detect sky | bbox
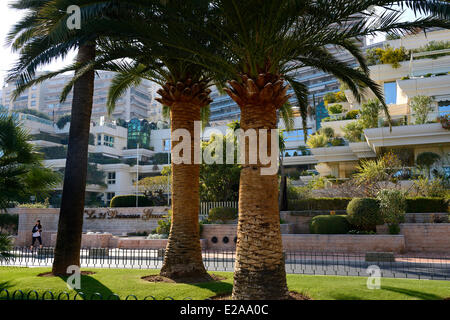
[0,3,419,87]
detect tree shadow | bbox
[57,274,116,300]
[190,277,234,296]
[381,286,443,300]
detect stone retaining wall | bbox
[10,207,169,246]
[400,223,450,253]
[281,234,405,253]
[201,224,294,250]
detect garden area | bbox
[1,267,449,300]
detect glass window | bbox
[163,139,171,151]
[107,172,116,185]
[384,82,397,105]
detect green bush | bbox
[209,207,238,223]
[405,197,448,213]
[309,215,351,234]
[110,195,153,207]
[287,198,352,211]
[377,189,406,225]
[346,198,383,231]
[0,214,19,234]
[345,110,360,120]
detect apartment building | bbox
[1,71,157,122]
[284,29,450,181]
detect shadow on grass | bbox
[190,277,233,297]
[57,274,115,300]
[381,286,443,300]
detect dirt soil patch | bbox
[141,274,226,284]
[209,291,312,300]
[38,271,96,277]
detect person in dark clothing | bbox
[30,220,43,250]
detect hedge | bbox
[288,197,449,213]
[288,198,352,211]
[209,207,238,223]
[309,215,351,234]
[405,197,449,213]
[346,198,383,232]
[110,195,153,208]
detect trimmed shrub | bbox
[346,198,383,231]
[405,197,448,213]
[287,198,352,211]
[209,207,238,223]
[110,195,153,208]
[309,215,351,234]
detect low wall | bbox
[282,234,406,253]
[201,224,294,250]
[10,207,170,246]
[405,213,448,223]
[401,223,450,253]
[48,233,207,249]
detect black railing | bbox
[0,289,194,300]
[1,247,449,280]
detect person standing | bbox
[30,220,43,250]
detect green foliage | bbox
[56,115,71,129]
[152,153,169,165]
[39,146,67,160]
[309,215,351,234]
[200,134,241,202]
[287,198,352,211]
[354,152,402,197]
[110,195,153,208]
[17,109,51,121]
[0,233,13,262]
[327,104,343,114]
[306,132,328,148]
[208,207,238,223]
[88,153,121,165]
[18,198,50,208]
[346,198,383,231]
[0,113,61,210]
[412,41,450,59]
[343,121,364,142]
[330,137,345,146]
[388,224,401,235]
[377,189,406,226]
[0,213,19,235]
[345,110,360,120]
[366,46,408,68]
[405,197,448,213]
[359,99,382,129]
[154,217,171,235]
[409,95,434,125]
[412,176,447,197]
[323,92,347,106]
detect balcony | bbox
[364,123,450,150]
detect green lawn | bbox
[0,267,449,300]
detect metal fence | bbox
[1,247,449,281]
[0,289,194,301]
[199,201,238,218]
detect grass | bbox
[0,267,449,300]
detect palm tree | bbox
[6,0,153,275]
[95,1,225,280]
[0,112,60,211]
[179,0,450,299]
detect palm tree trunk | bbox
[159,101,208,280]
[52,44,95,275]
[225,75,289,299]
[232,103,288,299]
